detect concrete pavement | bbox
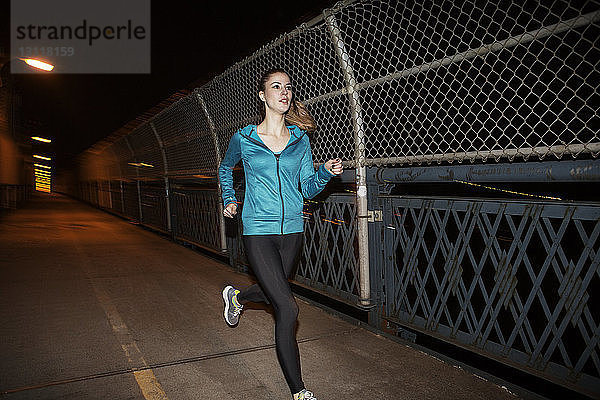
[0,193,520,399]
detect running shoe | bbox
[222,285,243,326]
[294,389,317,400]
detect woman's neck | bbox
[258,112,287,137]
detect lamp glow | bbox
[33,155,52,161]
[128,162,154,168]
[20,58,54,71]
[34,163,51,169]
[31,136,52,143]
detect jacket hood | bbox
[240,124,306,143]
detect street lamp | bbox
[20,58,54,72]
[0,56,55,194]
[0,57,55,87]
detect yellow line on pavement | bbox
[134,370,169,400]
[68,229,169,399]
[93,286,169,400]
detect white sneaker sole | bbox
[222,285,235,326]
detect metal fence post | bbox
[109,147,122,214]
[149,121,172,232]
[367,178,384,326]
[325,10,371,307]
[196,90,227,253]
[124,136,143,223]
[136,180,143,222]
[120,180,125,214]
[107,179,113,209]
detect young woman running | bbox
[218,68,342,400]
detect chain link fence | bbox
[67,0,599,180]
[61,0,600,396]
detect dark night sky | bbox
[0,1,337,170]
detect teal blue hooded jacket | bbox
[218,124,333,235]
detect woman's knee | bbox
[277,298,299,325]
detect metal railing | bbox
[0,184,31,210]
[380,196,600,396]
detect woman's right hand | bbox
[223,202,238,218]
[324,158,343,175]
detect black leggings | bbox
[237,233,305,394]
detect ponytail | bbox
[285,100,317,133]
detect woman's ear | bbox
[258,91,265,102]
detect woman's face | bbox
[259,72,293,115]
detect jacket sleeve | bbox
[218,132,242,207]
[299,137,334,199]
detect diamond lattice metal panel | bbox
[382,196,600,396]
[297,194,360,303]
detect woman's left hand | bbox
[324,158,343,175]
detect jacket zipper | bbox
[274,153,284,234]
[241,127,304,150]
[242,127,304,235]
